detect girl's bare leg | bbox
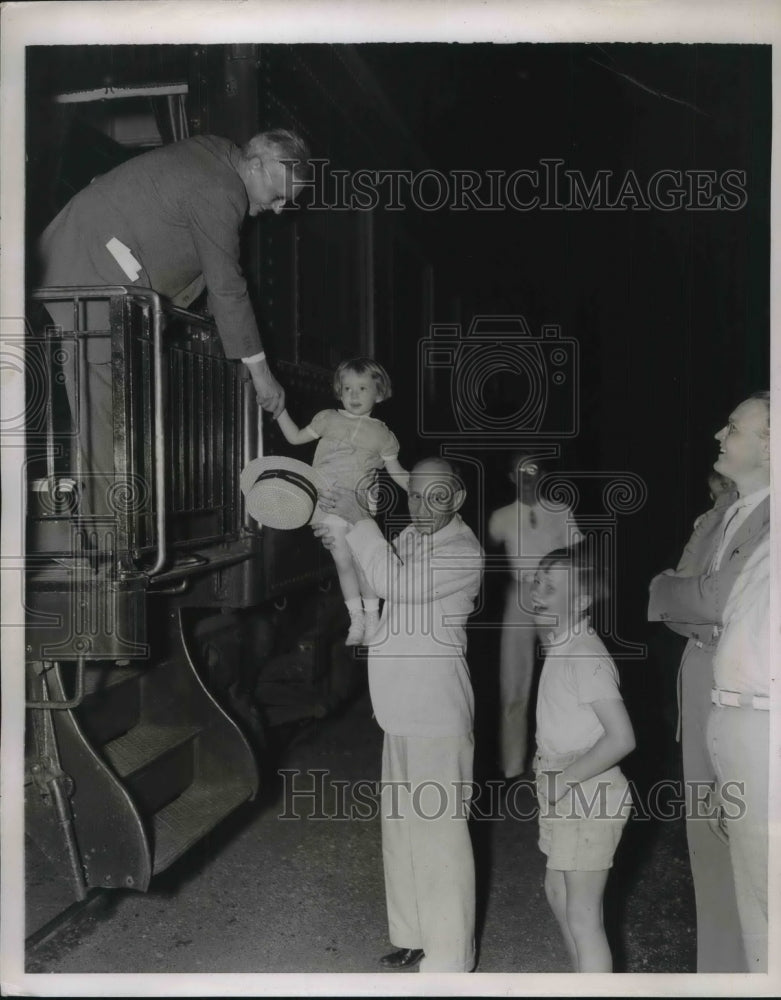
[329,533,360,603]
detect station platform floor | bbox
[23,686,697,980]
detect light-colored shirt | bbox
[488,498,578,581]
[713,531,770,697]
[710,485,770,571]
[535,627,624,757]
[346,514,484,738]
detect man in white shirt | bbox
[314,457,484,973]
[708,519,770,971]
[488,453,578,778]
[648,391,770,972]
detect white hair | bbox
[241,129,309,165]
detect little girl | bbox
[530,542,636,972]
[276,357,408,645]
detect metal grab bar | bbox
[143,544,254,585]
[30,286,252,579]
[32,287,169,576]
[148,293,167,577]
[26,658,85,710]
[147,579,189,595]
[32,285,134,305]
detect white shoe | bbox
[363,610,380,643]
[346,610,365,646]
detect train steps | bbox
[25,608,259,899]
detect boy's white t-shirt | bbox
[535,626,624,757]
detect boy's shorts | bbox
[535,759,631,871]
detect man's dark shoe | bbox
[379,947,424,969]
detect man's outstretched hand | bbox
[247,358,286,418]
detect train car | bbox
[23,42,438,934]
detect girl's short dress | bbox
[304,409,400,528]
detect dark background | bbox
[26,40,771,781]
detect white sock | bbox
[363,599,380,613]
[345,598,363,615]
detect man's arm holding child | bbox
[313,484,482,604]
[347,521,482,605]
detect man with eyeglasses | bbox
[36,128,309,512]
[314,458,485,973]
[648,391,770,972]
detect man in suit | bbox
[314,458,484,972]
[36,129,309,513]
[648,391,770,972]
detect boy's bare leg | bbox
[563,868,611,972]
[544,868,578,970]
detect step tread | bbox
[152,778,252,874]
[103,722,202,777]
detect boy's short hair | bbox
[333,357,393,401]
[539,540,609,615]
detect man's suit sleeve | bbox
[648,492,740,631]
[648,568,723,626]
[186,186,262,359]
[649,498,770,631]
[675,492,736,577]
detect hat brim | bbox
[240,455,330,530]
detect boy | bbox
[531,542,635,972]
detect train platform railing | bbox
[25,286,261,661]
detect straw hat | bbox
[240,456,329,530]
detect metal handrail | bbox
[143,543,254,585]
[31,287,169,578]
[30,286,258,583]
[26,658,85,710]
[148,292,167,576]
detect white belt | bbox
[711,687,770,711]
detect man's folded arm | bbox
[648,569,721,627]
